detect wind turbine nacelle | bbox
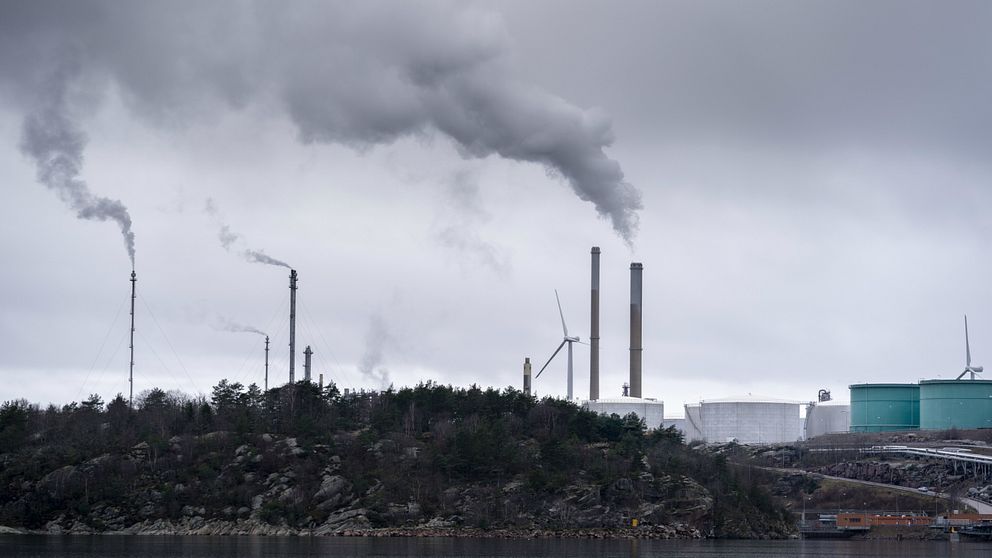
[566,336,580,343]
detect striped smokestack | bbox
[590,247,601,400]
[629,262,643,399]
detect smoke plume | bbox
[1,2,641,243]
[18,62,136,266]
[211,315,266,337]
[204,199,291,269]
[359,314,391,389]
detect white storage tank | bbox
[804,401,851,439]
[682,404,704,442]
[699,395,802,444]
[584,397,665,429]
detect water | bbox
[2,536,992,558]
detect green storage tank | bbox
[919,379,992,430]
[849,383,919,432]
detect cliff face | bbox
[0,384,795,538]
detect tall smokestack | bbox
[128,270,136,409]
[629,262,643,399]
[264,335,270,391]
[289,269,297,384]
[590,247,601,401]
[304,345,313,382]
[523,357,532,397]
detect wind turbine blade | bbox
[536,339,568,379]
[966,315,972,367]
[555,289,568,337]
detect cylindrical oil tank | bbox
[699,396,802,444]
[849,383,919,432]
[919,379,992,430]
[804,401,851,439]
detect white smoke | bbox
[358,313,391,389]
[1,1,641,243]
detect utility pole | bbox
[128,270,136,409]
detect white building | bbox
[698,395,802,444]
[804,401,851,439]
[584,397,665,429]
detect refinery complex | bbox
[527,246,992,446]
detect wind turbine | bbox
[536,290,583,400]
[957,315,984,380]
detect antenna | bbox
[289,269,297,384]
[264,335,270,391]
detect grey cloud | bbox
[434,169,509,276]
[1,1,641,243]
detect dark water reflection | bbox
[3,535,992,558]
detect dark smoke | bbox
[358,314,391,389]
[18,62,136,266]
[204,199,291,269]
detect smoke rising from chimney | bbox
[359,313,391,389]
[204,199,291,269]
[3,3,641,243]
[211,315,266,337]
[19,62,136,266]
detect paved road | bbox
[763,466,992,514]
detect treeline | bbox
[0,381,793,536]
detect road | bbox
[762,466,992,514]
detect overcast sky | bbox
[2,1,992,415]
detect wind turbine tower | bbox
[536,290,583,400]
[957,315,984,380]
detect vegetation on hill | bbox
[0,381,793,537]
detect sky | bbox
[2,1,992,416]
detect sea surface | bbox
[3,535,992,557]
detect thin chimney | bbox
[264,335,270,391]
[629,262,643,399]
[523,357,532,397]
[128,270,136,409]
[590,247,601,401]
[304,345,313,382]
[289,269,297,383]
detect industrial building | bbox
[585,397,665,429]
[804,400,851,439]
[919,379,992,430]
[697,395,803,444]
[849,383,920,432]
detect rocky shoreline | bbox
[0,520,704,540]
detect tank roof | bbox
[849,383,919,389]
[919,379,992,385]
[700,394,801,405]
[586,396,664,405]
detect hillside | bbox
[0,382,794,538]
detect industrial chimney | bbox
[590,247,601,401]
[629,262,643,399]
[523,357,532,396]
[289,269,298,383]
[128,270,137,409]
[304,345,313,382]
[264,335,270,391]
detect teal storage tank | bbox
[919,379,992,430]
[849,383,919,432]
